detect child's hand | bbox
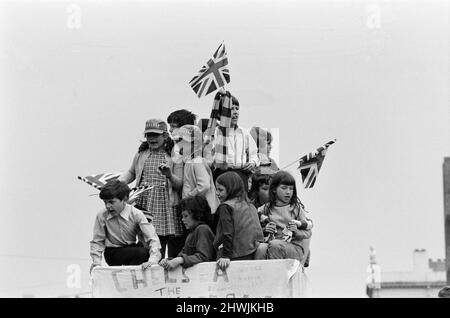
[217,258,230,271]
[89,263,99,275]
[141,260,157,271]
[289,220,302,228]
[287,222,299,232]
[158,163,172,178]
[241,162,255,172]
[264,222,277,234]
[159,258,169,269]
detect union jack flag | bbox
[77,172,121,190]
[78,172,153,205]
[189,42,230,98]
[128,185,153,205]
[297,139,336,188]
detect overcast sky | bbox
[0,0,448,297]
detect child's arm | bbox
[187,162,211,197]
[290,218,313,230]
[287,207,313,241]
[119,152,141,184]
[246,130,260,169]
[179,226,215,268]
[159,160,183,190]
[90,213,106,272]
[216,204,234,260]
[160,257,184,270]
[137,213,162,268]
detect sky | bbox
[0,0,448,297]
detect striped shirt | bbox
[213,126,259,169]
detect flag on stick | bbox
[128,185,153,205]
[78,172,153,205]
[297,139,336,188]
[77,172,121,190]
[189,42,230,98]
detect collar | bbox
[106,204,132,221]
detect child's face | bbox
[230,104,240,127]
[146,132,165,150]
[258,183,270,204]
[181,210,199,230]
[215,183,228,203]
[176,139,192,160]
[103,198,126,215]
[169,123,179,135]
[275,184,294,205]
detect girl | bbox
[254,171,313,266]
[159,195,215,270]
[248,173,271,209]
[119,118,184,259]
[213,171,264,270]
[173,125,220,214]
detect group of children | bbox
[89,92,313,274]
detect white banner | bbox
[91,259,308,298]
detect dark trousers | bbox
[213,168,251,193]
[104,243,149,266]
[159,235,186,259]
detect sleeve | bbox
[119,152,138,184]
[293,207,313,240]
[297,207,313,230]
[137,211,162,263]
[180,226,215,268]
[294,228,312,240]
[216,204,234,259]
[246,130,260,167]
[202,141,215,167]
[187,161,211,197]
[90,213,106,265]
[169,159,184,190]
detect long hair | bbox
[138,132,174,156]
[248,173,271,208]
[215,171,248,203]
[265,170,304,217]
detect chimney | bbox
[413,249,429,273]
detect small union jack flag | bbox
[297,139,336,188]
[189,42,230,98]
[77,172,121,190]
[128,185,153,205]
[78,172,153,205]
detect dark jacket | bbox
[178,223,215,268]
[213,199,264,259]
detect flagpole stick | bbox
[280,159,300,171]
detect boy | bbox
[89,180,161,273]
[209,92,259,192]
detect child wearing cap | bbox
[173,125,220,215]
[119,119,185,259]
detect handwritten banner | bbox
[91,259,308,298]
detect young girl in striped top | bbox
[254,171,313,266]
